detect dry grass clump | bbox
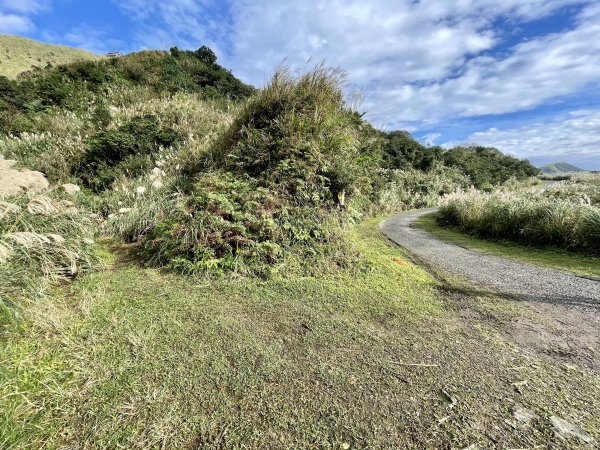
[438,179,600,251]
[0,193,96,323]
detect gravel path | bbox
[381,209,600,310]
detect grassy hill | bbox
[539,161,585,174]
[0,34,100,79]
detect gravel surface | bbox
[381,209,600,310]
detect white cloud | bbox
[0,0,47,14]
[459,109,600,168]
[116,0,597,126]
[0,13,33,33]
[0,0,48,33]
[373,4,600,124]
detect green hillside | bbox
[0,34,100,79]
[539,161,585,174]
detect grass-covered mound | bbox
[0,46,254,135]
[135,68,374,276]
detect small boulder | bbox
[60,183,81,195]
[550,416,595,444]
[0,160,49,198]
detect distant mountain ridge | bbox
[539,162,586,174]
[0,34,100,79]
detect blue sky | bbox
[1,0,599,169]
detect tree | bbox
[195,45,217,65]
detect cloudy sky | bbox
[1,0,599,169]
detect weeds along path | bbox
[381,209,600,309]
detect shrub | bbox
[78,115,183,191]
[376,164,471,212]
[136,67,370,276]
[0,194,96,324]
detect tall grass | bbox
[0,193,96,324]
[438,178,600,252]
[376,164,471,212]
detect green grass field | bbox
[2,220,599,449]
[417,213,600,278]
[0,34,100,79]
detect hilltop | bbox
[539,161,585,174]
[0,34,100,79]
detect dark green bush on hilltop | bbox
[443,145,539,188]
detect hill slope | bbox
[539,161,585,174]
[0,34,100,79]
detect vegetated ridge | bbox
[539,161,585,174]
[0,34,100,79]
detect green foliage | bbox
[382,130,443,171]
[79,115,183,191]
[442,145,539,188]
[195,45,217,65]
[0,46,255,135]
[0,194,96,324]
[376,164,471,211]
[138,67,368,276]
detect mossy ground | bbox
[1,220,599,449]
[417,212,600,278]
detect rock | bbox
[60,183,81,195]
[0,159,49,198]
[513,406,537,424]
[550,416,595,444]
[505,406,538,429]
[118,208,132,214]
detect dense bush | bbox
[376,164,471,211]
[442,146,539,189]
[382,130,443,171]
[0,46,255,135]
[380,132,539,189]
[78,115,183,191]
[133,67,369,276]
[437,183,600,252]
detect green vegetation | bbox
[2,221,599,448]
[539,161,585,175]
[418,213,600,277]
[0,194,96,324]
[0,34,100,79]
[381,131,539,189]
[2,37,597,448]
[437,174,600,253]
[0,46,254,135]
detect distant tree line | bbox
[380,130,539,189]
